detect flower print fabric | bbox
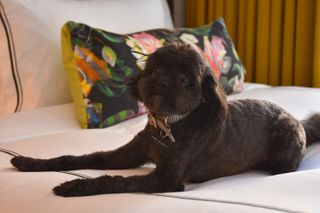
[62,18,245,129]
[126,32,165,69]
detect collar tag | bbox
[148,112,176,143]
[148,112,157,128]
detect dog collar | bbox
[165,113,191,124]
[147,111,191,144]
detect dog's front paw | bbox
[11,156,40,171]
[53,179,94,197]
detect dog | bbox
[11,44,320,197]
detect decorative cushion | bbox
[0,0,172,116]
[61,18,245,128]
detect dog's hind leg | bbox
[262,114,306,174]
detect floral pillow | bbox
[61,18,245,128]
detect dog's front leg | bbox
[11,131,150,172]
[53,152,188,197]
[53,166,185,197]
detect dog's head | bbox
[129,44,227,118]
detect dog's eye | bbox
[178,75,190,86]
[153,68,162,74]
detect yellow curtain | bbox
[185,0,320,88]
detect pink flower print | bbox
[126,32,164,69]
[209,36,231,74]
[132,32,163,54]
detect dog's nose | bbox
[157,80,168,89]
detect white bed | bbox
[1,84,320,213]
[1,0,320,212]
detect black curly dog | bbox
[11,44,320,197]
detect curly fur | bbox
[11,44,320,197]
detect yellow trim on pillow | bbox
[61,22,88,128]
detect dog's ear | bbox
[128,72,142,101]
[202,67,228,119]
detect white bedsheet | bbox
[1,83,320,213]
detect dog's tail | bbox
[301,113,320,146]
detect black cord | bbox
[58,171,92,179]
[0,147,21,157]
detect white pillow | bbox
[0,0,173,115]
